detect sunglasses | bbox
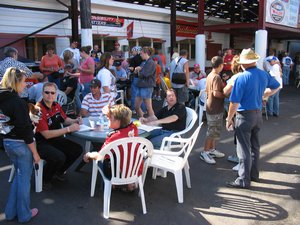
[44,91,56,95]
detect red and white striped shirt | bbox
[81,92,113,116]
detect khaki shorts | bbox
[206,112,223,139]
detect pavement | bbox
[0,85,299,225]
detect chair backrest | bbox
[56,90,67,105]
[181,125,201,168]
[185,107,198,132]
[98,137,153,184]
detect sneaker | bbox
[200,151,216,164]
[209,149,225,158]
[232,163,240,171]
[227,155,239,163]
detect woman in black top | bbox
[0,67,40,222]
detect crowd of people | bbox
[0,40,292,222]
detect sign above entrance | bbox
[176,20,198,37]
[91,16,124,27]
[266,0,300,28]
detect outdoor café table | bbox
[70,117,151,171]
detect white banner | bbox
[266,0,300,28]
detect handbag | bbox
[172,58,186,84]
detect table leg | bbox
[75,140,92,172]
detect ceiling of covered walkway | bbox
[113,0,300,40]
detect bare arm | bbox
[263,87,280,99]
[184,62,190,86]
[223,85,233,98]
[80,108,89,117]
[146,115,178,126]
[27,142,40,164]
[103,86,110,93]
[225,102,239,130]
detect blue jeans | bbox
[131,77,146,111]
[282,66,290,85]
[148,129,174,149]
[267,90,280,116]
[4,139,33,223]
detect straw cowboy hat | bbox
[237,48,260,64]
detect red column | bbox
[258,0,266,29]
[197,0,204,34]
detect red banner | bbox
[176,20,198,37]
[91,16,124,27]
[127,22,134,39]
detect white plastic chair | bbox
[115,89,124,105]
[163,107,198,151]
[56,90,67,105]
[8,159,45,193]
[198,89,207,126]
[90,137,153,219]
[148,125,201,203]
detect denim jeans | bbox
[131,77,146,111]
[148,129,174,149]
[282,66,290,85]
[4,139,33,223]
[267,90,280,116]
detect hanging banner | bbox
[266,0,300,28]
[176,20,198,37]
[91,16,124,27]
[127,21,134,39]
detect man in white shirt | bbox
[60,40,80,65]
[267,56,283,117]
[282,52,293,86]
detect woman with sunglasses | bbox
[0,67,41,222]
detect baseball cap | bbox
[267,56,277,62]
[115,61,122,67]
[90,79,101,87]
[194,63,200,68]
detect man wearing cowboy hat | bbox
[226,48,280,189]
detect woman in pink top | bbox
[68,46,95,98]
[39,44,64,87]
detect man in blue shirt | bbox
[226,48,280,189]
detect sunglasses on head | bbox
[44,91,56,95]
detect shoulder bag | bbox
[172,57,187,84]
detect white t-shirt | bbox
[197,78,207,104]
[60,47,80,65]
[96,68,117,97]
[270,64,283,88]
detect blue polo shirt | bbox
[230,67,280,111]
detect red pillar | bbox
[258,0,266,29]
[197,0,204,34]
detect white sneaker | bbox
[209,149,225,158]
[200,151,216,164]
[232,164,240,171]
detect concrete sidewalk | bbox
[0,86,299,225]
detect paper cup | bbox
[89,117,98,128]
